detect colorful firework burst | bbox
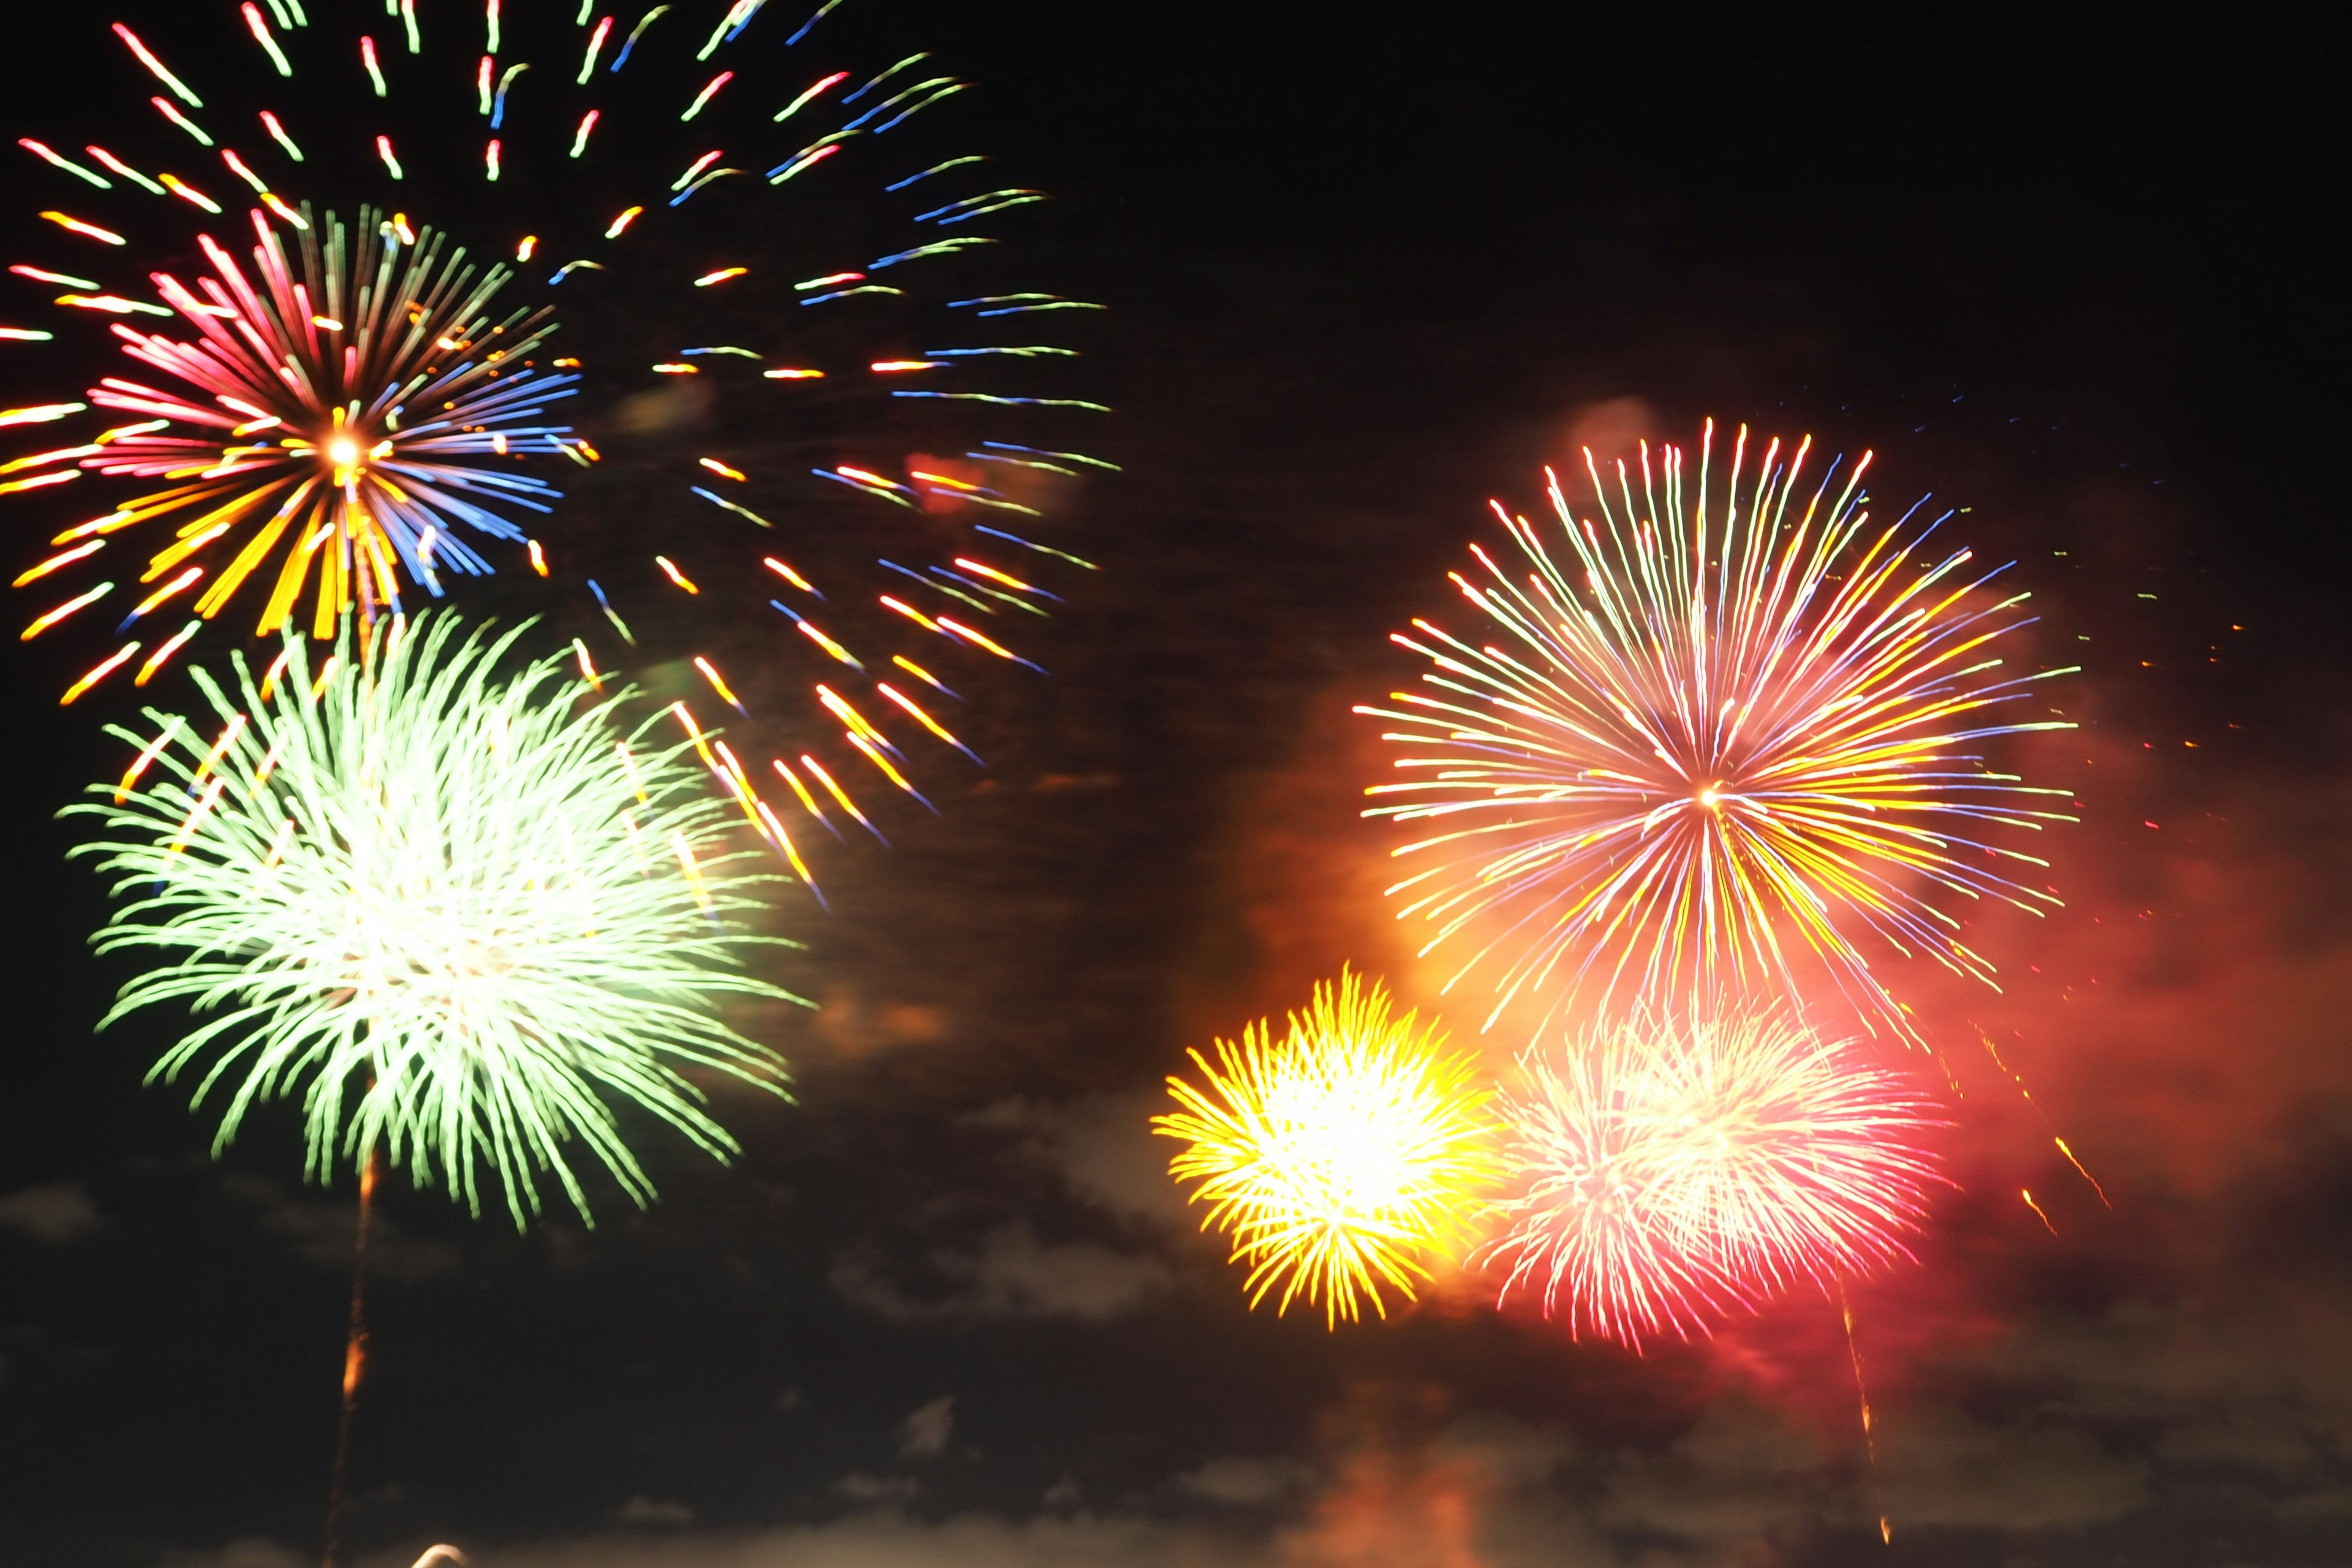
[1360,418,2076,1036]
[9,1,1106,834]
[37,205,573,654]
[67,612,798,1224]
[1482,1003,1942,1350]
[1153,970,1498,1327]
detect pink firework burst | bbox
[1483,1003,1943,1351]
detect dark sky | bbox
[1,4,2344,1566]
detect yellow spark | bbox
[62,641,140,704]
[937,616,1021,662]
[22,581,113,639]
[844,729,922,800]
[768,758,827,824]
[876,682,970,756]
[190,713,248,785]
[123,567,202,621]
[615,742,649,804]
[168,775,228,853]
[667,702,717,771]
[113,717,183,802]
[794,619,863,669]
[814,684,886,746]
[890,654,954,695]
[2021,1189,2057,1235]
[1153,970,1497,1327]
[953,556,1039,594]
[134,620,201,685]
[2053,1137,2111,1208]
[669,831,713,912]
[693,655,745,712]
[40,211,126,244]
[752,799,820,894]
[13,540,104,586]
[798,752,879,839]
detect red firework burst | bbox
[1483,1003,1943,1351]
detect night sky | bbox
[1,4,2343,1566]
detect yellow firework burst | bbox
[1153,970,1497,1327]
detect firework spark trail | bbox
[1482,1004,1943,1351]
[1839,1281,1893,1546]
[1153,970,1499,1328]
[1973,1022,2113,1207]
[10,2,1109,836]
[66,611,800,1226]
[1360,418,2077,1039]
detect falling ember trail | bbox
[322,1148,376,1568]
[2021,1188,2057,1235]
[1976,1027,2112,1207]
[1839,1282,1891,1548]
[2054,1137,2112,1208]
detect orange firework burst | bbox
[1360,418,2078,1038]
[1153,970,1497,1327]
[1483,1003,1943,1350]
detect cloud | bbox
[832,1474,920,1506]
[0,1180,102,1243]
[378,1512,1249,1568]
[1595,1397,1834,1542]
[830,1220,1170,1324]
[1177,1456,1311,1506]
[812,989,951,1061]
[221,1174,460,1282]
[156,1542,308,1568]
[897,1395,955,1461]
[615,1496,696,1528]
[1871,1403,2150,1531]
[963,1093,1199,1234]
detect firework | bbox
[1360,419,2075,1036]
[67,612,799,1224]
[1483,1004,1942,1349]
[1153,970,1498,1327]
[10,2,1107,831]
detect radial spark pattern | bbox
[68,612,797,1224]
[1483,1005,1941,1349]
[74,206,572,644]
[1153,970,1497,1327]
[10,2,1106,835]
[1360,418,2075,1035]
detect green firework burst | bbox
[67,613,801,1225]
